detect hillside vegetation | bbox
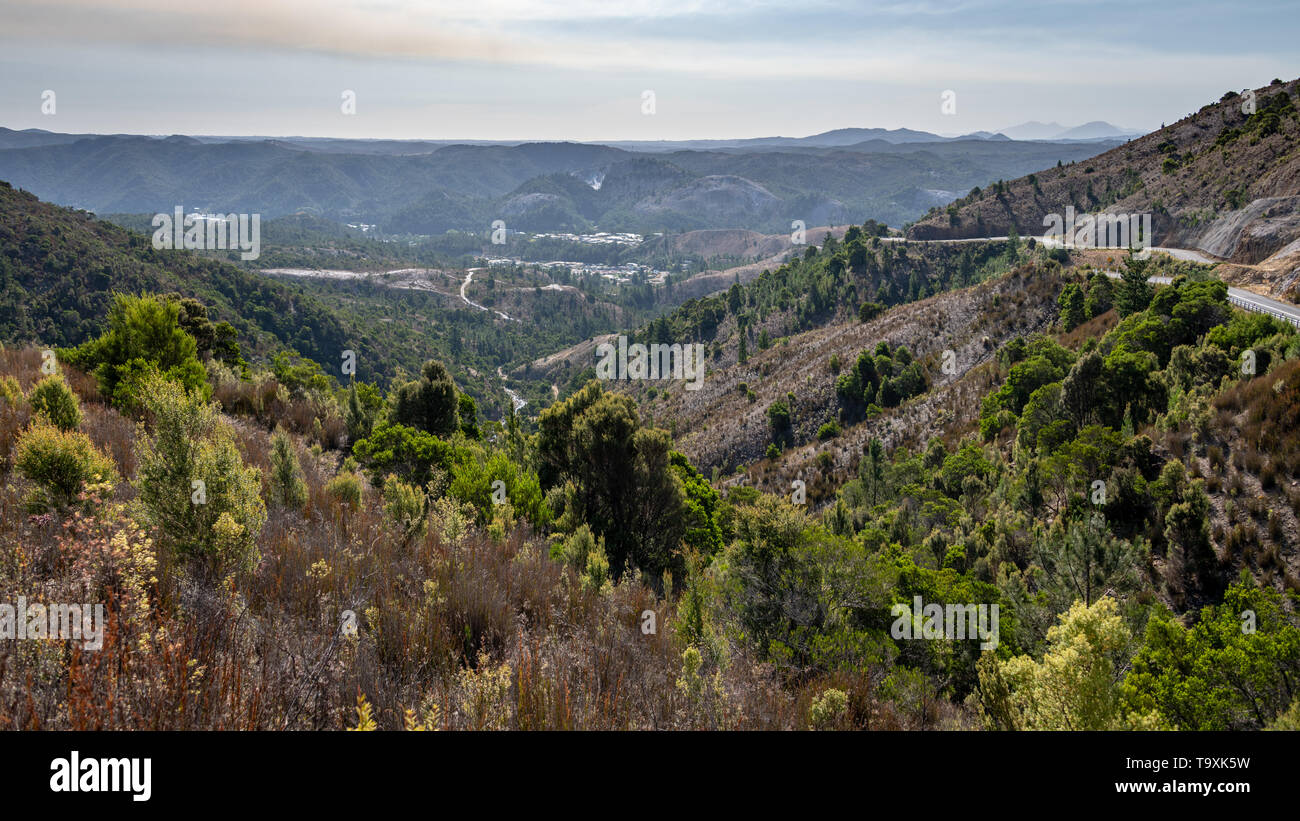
[4,211,1300,730]
[908,78,1300,285]
[0,183,688,419]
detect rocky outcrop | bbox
[1175,196,1300,263]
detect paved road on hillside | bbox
[884,234,1221,264]
[882,234,1294,325]
[1145,246,1218,264]
[1100,271,1300,327]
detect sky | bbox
[0,0,1297,141]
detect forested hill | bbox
[0,131,1122,234]
[0,180,372,379]
[0,181,708,417]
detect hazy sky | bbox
[1,0,1296,141]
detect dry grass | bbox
[1190,357,1300,594]
[1,350,910,730]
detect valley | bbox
[3,65,1300,742]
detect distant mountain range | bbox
[592,127,1011,152]
[0,126,1125,235]
[996,121,1143,141]
[0,122,1142,155]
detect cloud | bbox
[0,0,1289,86]
[0,0,1292,139]
[2,0,525,62]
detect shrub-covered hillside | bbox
[3,237,1300,729]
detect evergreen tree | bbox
[392,360,459,438]
[269,429,308,511]
[1058,283,1086,330]
[1115,257,1153,317]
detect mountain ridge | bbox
[0,130,1122,234]
[908,78,1300,296]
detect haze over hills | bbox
[593,126,1022,152]
[1052,121,1143,140]
[0,179,679,418]
[997,121,1142,141]
[0,125,1125,234]
[0,123,1137,153]
[998,121,1069,140]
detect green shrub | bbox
[447,444,549,527]
[269,429,308,511]
[345,381,384,444]
[810,688,849,729]
[1058,283,1085,331]
[1269,700,1300,731]
[766,400,791,434]
[858,302,885,322]
[429,495,473,545]
[15,422,116,512]
[28,373,82,431]
[352,422,454,488]
[135,375,265,577]
[557,523,598,571]
[382,474,427,544]
[391,360,459,437]
[817,420,841,440]
[65,293,211,410]
[582,539,612,595]
[271,351,333,396]
[554,523,612,594]
[0,375,23,407]
[325,472,363,510]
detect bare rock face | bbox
[1182,196,1300,263]
[1233,202,1300,265]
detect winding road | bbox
[458,270,529,414]
[882,234,1300,326]
[460,268,519,322]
